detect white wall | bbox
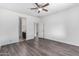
[39,6,79,46]
[0,8,39,46]
[26,16,40,40]
[0,9,19,46]
[38,20,44,38]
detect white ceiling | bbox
[0,3,77,17]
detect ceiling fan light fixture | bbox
[30,3,49,13]
[38,8,42,11]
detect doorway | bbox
[19,17,26,42]
[34,23,44,41]
[34,23,39,41]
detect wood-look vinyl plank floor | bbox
[0,39,79,56]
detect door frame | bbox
[19,17,27,42]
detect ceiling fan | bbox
[30,3,49,13]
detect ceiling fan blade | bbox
[35,3,40,7]
[30,8,38,10]
[42,3,49,7]
[38,10,40,13]
[42,9,48,12]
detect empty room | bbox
[0,3,79,56]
